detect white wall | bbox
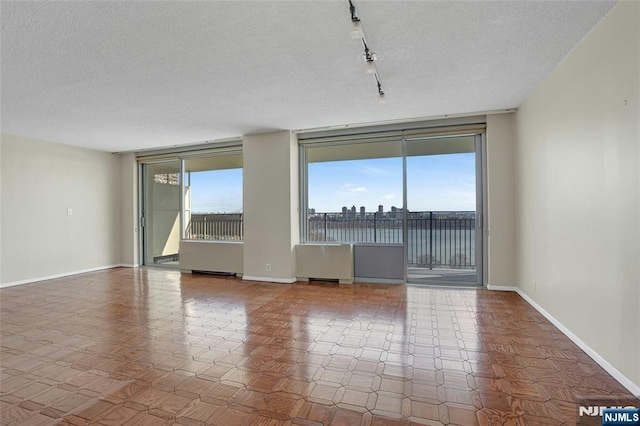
[243,131,299,282]
[485,114,517,287]
[0,134,122,285]
[515,1,639,388]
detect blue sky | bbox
[309,153,476,212]
[189,153,476,213]
[189,168,243,213]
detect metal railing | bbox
[307,211,476,269]
[186,214,243,240]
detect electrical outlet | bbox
[266,264,271,272]
[67,208,73,216]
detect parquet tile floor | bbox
[0,268,636,425]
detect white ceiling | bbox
[1,0,616,153]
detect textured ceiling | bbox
[1,1,616,152]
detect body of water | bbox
[310,226,476,268]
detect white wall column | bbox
[120,153,139,267]
[242,131,299,283]
[485,113,517,288]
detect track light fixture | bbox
[375,73,384,97]
[348,1,385,99]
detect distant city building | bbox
[360,206,365,218]
[378,204,383,213]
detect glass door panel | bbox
[142,161,181,267]
[305,140,406,281]
[405,136,481,285]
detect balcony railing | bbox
[307,211,476,269]
[186,214,243,240]
[185,211,476,269]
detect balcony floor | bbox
[0,268,636,425]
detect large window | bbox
[184,153,243,241]
[300,128,484,286]
[303,140,403,243]
[140,148,244,268]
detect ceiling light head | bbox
[349,0,360,23]
[362,39,376,63]
[364,52,377,63]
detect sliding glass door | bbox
[139,147,244,268]
[300,131,484,286]
[405,135,482,285]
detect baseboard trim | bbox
[118,264,140,268]
[0,264,124,289]
[486,284,518,291]
[504,287,640,397]
[242,276,297,284]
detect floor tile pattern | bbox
[0,268,636,425]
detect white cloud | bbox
[358,165,392,176]
[342,184,368,192]
[384,194,396,200]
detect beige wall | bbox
[485,114,517,287]
[243,131,299,282]
[0,134,122,285]
[515,1,639,387]
[120,153,139,266]
[0,140,3,282]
